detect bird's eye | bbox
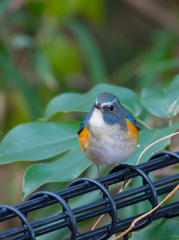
[109,105,114,111]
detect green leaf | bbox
[11,34,34,49]
[0,51,40,119]
[22,143,91,199]
[140,58,179,76]
[34,51,56,86]
[0,122,80,164]
[43,0,104,22]
[42,36,82,75]
[68,20,107,84]
[43,83,142,120]
[0,0,10,18]
[128,124,179,165]
[108,235,116,240]
[141,75,179,118]
[130,218,179,240]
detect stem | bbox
[168,119,172,146]
[137,118,151,129]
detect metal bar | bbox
[0,151,178,240]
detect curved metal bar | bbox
[1,151,179,240]
[123,233,129,240]
[68,177,117,240]
[145,151,179,192]
[0,205,35,240]
[109,164,158,230]
[108,164,129,175]
[27,191,77,240]
[149,151,179,161]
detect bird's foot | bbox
[117,175,128,194]
[103,182,108,189]
[97,182,108,195]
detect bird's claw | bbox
[97,182,108,195]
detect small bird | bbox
[78,92,140,178]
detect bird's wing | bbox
[77,115,87,135]
[126,113,140,130]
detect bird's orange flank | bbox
[78,126,90,152]
[126,119,139,141]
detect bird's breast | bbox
[88,108,121,137]
[84,129,137,166]
[78,108,139,166]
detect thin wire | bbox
[113,183,179,240]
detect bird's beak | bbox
[94,103,101,109]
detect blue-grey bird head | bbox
[91,92,140,130]
[93,92,126,126]
[78,92,139,135]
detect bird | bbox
[77,92,140,178]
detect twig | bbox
[137,118,151,129]
[91,214,104,230]
[121,0,179,32]
[169,119,172,126]
[113,183,179,240]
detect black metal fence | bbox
[0,151,179,240]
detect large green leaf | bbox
[108,236,116,240]
[130,218,179,240]
[22,143,91,199]
[141,75,179,118]
[128,124,179,165]
[0,122,80,164]
[43,83,142,120]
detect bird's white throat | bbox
[89,108,105,128]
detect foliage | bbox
[0,0,179,239]
[130,218,179,240]
[43,83,142,120]
[141,75,179,118]
[0,78,179,239]
[0,77,179,199]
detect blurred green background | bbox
[0,0,179,238]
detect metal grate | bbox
[0,151,179,240]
